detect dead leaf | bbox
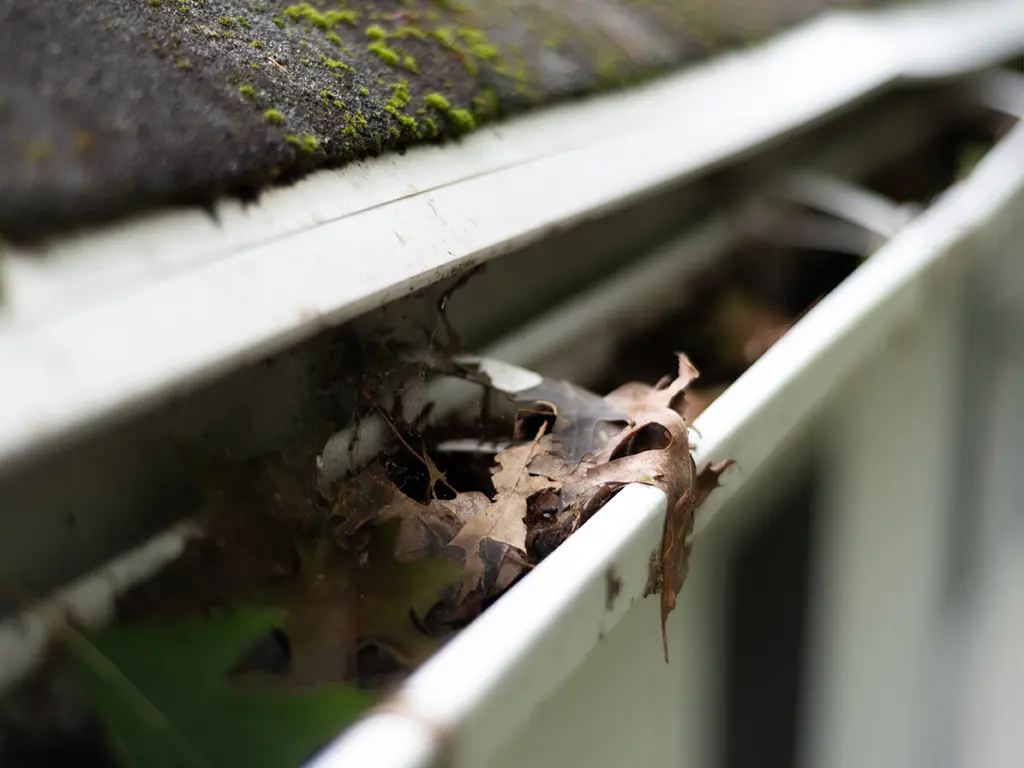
[447,425,558,599]
[430,355,629,467]
[541,355,732,661]
[683,386,728,422]
[658,459,734,663]
[332,462,403,537]
[361,389,456,499]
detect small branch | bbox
[360,389,457,498]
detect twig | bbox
[360,389,457,497]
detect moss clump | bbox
[285,134,319,153]
[322,56,352,72]
[424,92,450,111]
[447,108,475,132]
[384,105,417,132]
[367,41,400,67]
[359,87,369,96]
[472,88,499,118]
[456,28,488,45]
[422,116,438,137]
[470,43,499,61]
[285,3,358,30]
[239,84,257,99]
[326,31,342,46]
[264,109,286,125]
[432,27,456,47]
[388,80,412,108]
[175,57,193,71]
[271,16,284,27]
[365,25,388,40]
[394,26,428,41]
[23,139,54,163]
[402,55,417,73]
[218,16,233,26]
[148,0,162,7]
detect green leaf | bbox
[71,609,373,768]
[355,518,463,663]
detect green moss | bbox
[322,55,352,71]
[470,43,499,61]
[272,16,284,26]
[402,55,418,73]
[239,84,257,99]
[472,88,498,118]
[250,40,262,48]
[237,16,251,29]
[367,41,400,67]
[385,105,417,132]
[432,27,456,47]
[148,0,162,7]
[447,108,475,132]
[218,16,233,26]
[391,79,412,102]
[456,27,488,45]
[264,109,286,125]
[251,62,260,69]
[424,92,450,111]
[359,87,369,96]
[23,139,53,164]
[394,26,427,40]
[326,31,342,46]
[422,116,438,137]
[285,133,319,152]
[175,57,193,71]
[365,25,388,40]
[285,3,358,30]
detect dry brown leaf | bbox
[429,355,629,467]
[657,459,734,662]
[549,354,732,661]
[447,425,559,599]
[683,386,727,422]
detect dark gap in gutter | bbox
[719,471,816,768]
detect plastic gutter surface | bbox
[2,0,1023,474]
[308,105,1024,768]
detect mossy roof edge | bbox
[0,0,889,244]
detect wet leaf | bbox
[70,610,373,768]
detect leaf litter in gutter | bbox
[43,353,730,766]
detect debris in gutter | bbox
[0,352,729,767]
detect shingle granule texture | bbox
[0,0,887,243]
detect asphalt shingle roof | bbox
[0,0,882,243]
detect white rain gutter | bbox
[307,92,1024,768]
[1,0,1022,475]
